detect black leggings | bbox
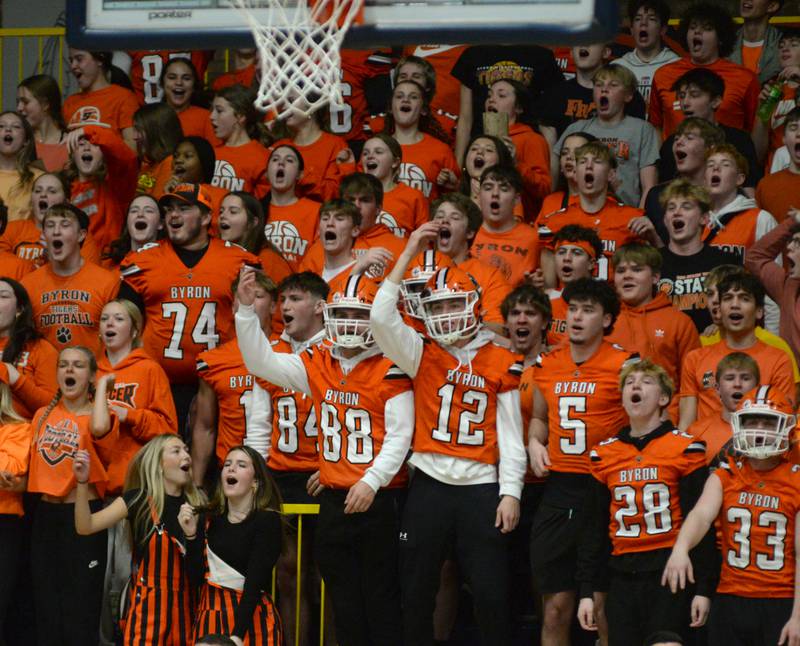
[31,500,107,646]
[0,514,23,646]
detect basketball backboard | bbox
[67,0,617,49]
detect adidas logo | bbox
[655,329,665,338]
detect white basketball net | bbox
[228,0,362,120]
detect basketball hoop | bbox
[228,0,363,120]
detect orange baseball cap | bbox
[158,183,213,212]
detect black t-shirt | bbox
[658,244,741,332]
[644,181,671,245]
[539,77,647,136]
[123,489,187,558]
[657,123,761,188]
[451,45,563,134]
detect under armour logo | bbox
[399,532,408,541]
[88,560,99,569]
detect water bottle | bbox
[757,82,784,123]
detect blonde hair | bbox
[123,435,205,550]
[619,359,675,402]
[658,178,711,214]
[575,141,618,170]
[0,382,25,424]
[35,346,96,442]
[103,299,143,349]
[593,64,637,95]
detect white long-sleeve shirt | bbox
[235,304,414,491]
[370,280,527,499]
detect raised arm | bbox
[73,449,129,535]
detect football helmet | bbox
[731,385,797,459]
[400,249,451,319]
[323,274,378,349]
[418,266,481,345]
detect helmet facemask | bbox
[420,291,480,345]
[323,302,373,349]
[731,409,796,459]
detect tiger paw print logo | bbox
[56,327,72,344]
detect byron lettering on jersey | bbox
[169,286,212,299]
[446,369,486,389]
[324,389,360,406]
[737,491,780,510]
[229,375,254,389]
[554,381,597,395]
[619,467,659,483]
[37,418,80,465]
[109,382,140,407]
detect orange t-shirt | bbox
[546,292,568,348]
[366,112,458,147]
[70,126,140,252]
[0,336,58,420]
[120,239,259,383]
[0,250,32,281]
[264,197,321,271]
[28,403,114,498]
[211,64,256,92]
[379,182,429,237]
[648,58,760,138]
[740,43,763,74]
[456,255,511,324]
[404,44,468,118]
[538,197,645,281]
[212,140,270,197]
[63,84,139,134]
[35,141,69,173]
[398,133,460,201]
[127,50,213,104]
[96,348,177,494]
[534,341,634,474]
[472,221,540,287]
[177,106,220,145]
[196,338,257,467]
[412,339,521,464]
[509,122,551,219]
[0,422,32,516]
[590,428,706,555]
[21,261,119,356]
[687,415,732,465]
[537,191,577,224]
[301,345,412,489]
[716,458,800,598]
[263,335,320,473]
[1,218,102,268]
[755,169,800,223]
[680,339,797,421]
[272,132,350,202]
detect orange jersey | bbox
[703,207,762,264]
[538,197,645,281]
[687,415,732,465]
[0,249,32,280]
[398,133,459,201]
[680,339,797,421]
[648,58,760,138]
[332,49,394,142]
[0,218,103,267]
[127,50,213,104]
[606,293,701,420]
[509,122,551,218]
[177,106,221,145]
[63,84,139,134]
[263,198,321,270]
[546,292,568,348]
[70,126,140,252]
[96,348,177,494]
[197,339,258,466]
[413,339,522,464]
[456,255,512,324]
[534,341,635,474]
[272,133,349,202]
[472,221,540,287]
[537,191,577,225]
[21,261,119,355]
[404,45,468,118]
[28,402,113,498]
[520,364,545,483]
[379,182,429,237]
[0,336,58,420]
[716,458,800,598]
[263,335,320,473]
[301,345,412,489]
[120,239,259,383]
[590,428,706,555]
[212,141,270,197]
[0,422,32,515]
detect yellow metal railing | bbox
[279,503,326,646]
[0,27,66,108]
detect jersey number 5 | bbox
[162,302,219,360]
[558,396,587,455]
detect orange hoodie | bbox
[607,292,701,420]
[70,126,139,252]
[509,122,551,219]
[96,348,178,494]
[0,336,59,420]
[0,421,32,515]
